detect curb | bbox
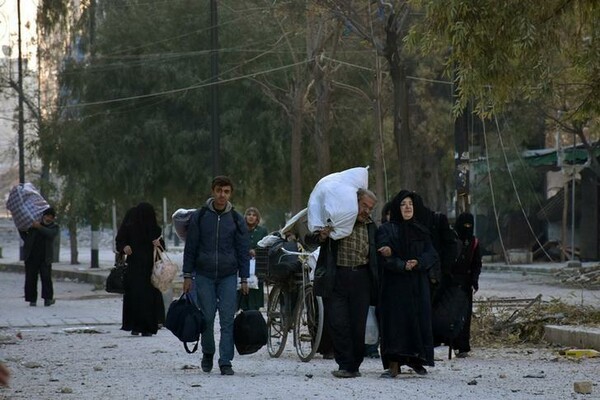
[0,262,110,286]
[482,264,561,275]
[544,325,600,351]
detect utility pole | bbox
[89,0,99,269]
[453,67,470,217]
[17,0,24,184]
[210,0,220,177]
[17,0,25,261]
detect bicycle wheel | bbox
[293,284,324,362]
[266,285,288,358]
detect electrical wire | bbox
[481,118,510,264]
[63,58,311,108]
[493,114,554,262]
[320,55,452,85]
[503,117,554,229]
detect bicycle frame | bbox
[266,247,324,362]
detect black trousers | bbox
[25,261,54,302]
[324,266,371,373]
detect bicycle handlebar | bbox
[280,248,313,257]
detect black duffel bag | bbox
[234,310,267,355]
[165,293,206,353]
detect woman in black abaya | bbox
[376,190,439,377]
[115,203,165,336]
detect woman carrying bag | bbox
[116,203,165,337]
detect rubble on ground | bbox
[472,297,600,346]
[554,264,600,288]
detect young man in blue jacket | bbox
[182,176,250,376]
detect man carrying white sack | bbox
[307,189,379,378]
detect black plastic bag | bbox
[234,310,267,355]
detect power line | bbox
[63,59,311,109]
[320,55,452,84]
[481,118,510,264]
[493,114,554,262]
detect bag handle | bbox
[154,242,174,263]
[184,341,199,354]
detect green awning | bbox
[524,146,600,167]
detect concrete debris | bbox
[573,381,593,394]
[554,265,600,287]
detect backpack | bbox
[165,294,206,353]
[195,206,244,234]
[233,309,268,355]
[173,206,244,241]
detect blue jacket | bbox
[182,199,250,280]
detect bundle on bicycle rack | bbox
[255,239,302,285]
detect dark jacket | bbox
[20,222,59,265]
[182,199,250,280]
[310,221,379,304]
[452,238,482,291]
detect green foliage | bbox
[408,0,600,123]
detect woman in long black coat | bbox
[376,190,439,377]
[115,203,165,336]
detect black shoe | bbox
[380,370,397,379]
[131,331,140,336]
[410,365,427,375]
[201,353,214,373]
[220,365,234,376]
[331,370,359,378]
[141,332,152,337]
[44,299,55,307]
[322,351,334,360]
[456,351,469,358]
[29,301,37,307]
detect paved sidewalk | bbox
[0,245,183,330]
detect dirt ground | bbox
[1,270,599,399]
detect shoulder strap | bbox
[195,206,208,231]
[197,206,243,234]
[433,212,440,229]
[231,209,244,234]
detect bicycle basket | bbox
[255,240,302,284]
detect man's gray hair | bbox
[357,188,377,202]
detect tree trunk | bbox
[290,84,306,214]
[372,62,387,219]
[313,64,332,177]
[68,220,79,265]
[385,19,413,190]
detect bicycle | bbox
[255,244,324,362]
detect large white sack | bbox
[5,183,50,231]
[307,167,368,240]
[171,208,196,240]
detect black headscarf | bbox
[389,190,430,259]
[380,201,392,224]
[409,191,434,228]
[455,212,474,241]
[123,202,161,243]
